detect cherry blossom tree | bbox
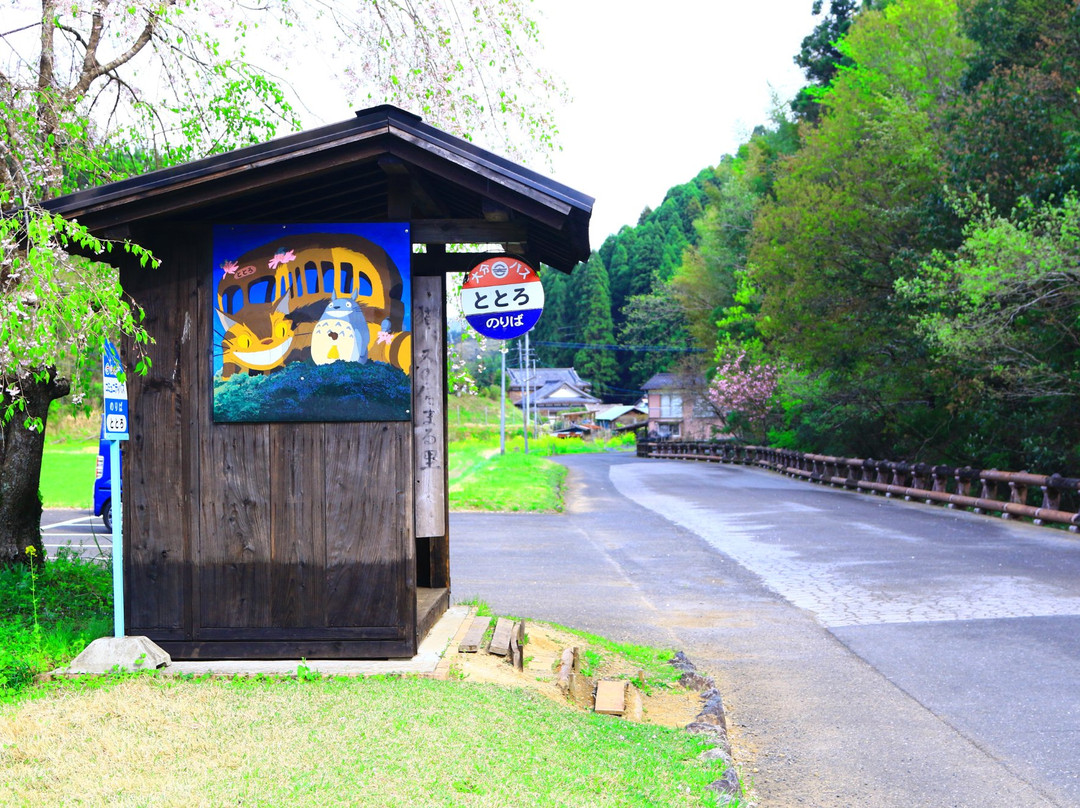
[0,0,561,566]
[707,349,781,439]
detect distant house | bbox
[508,367,601,419]
[641,372,725,440]
[507,367,589,402]
[595,404,648,432]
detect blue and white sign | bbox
[102,340,129,441]
[461,256,545,340]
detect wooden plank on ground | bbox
[488,617,514,656]
[458,615,491,653]
[510,621,525,671]
[595,680,628,716]
[557,647,578,693]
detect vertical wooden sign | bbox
[413,274,446,539]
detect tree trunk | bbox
[0,371,70,567]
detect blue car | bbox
[93,438,117,531]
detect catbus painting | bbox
[211,223,412,423]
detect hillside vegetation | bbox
[529,0,1080,475]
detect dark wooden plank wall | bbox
[270,423,326,628]
[120,227,201,635]
[121,224,416,658]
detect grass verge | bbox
[0,550,111,695]
[449,438,566,512]
[0,675,730,806]
[0,572,736,806]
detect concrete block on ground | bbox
[64,636,171,674]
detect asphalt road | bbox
[41,508,110,560]
[450,453,1080,807]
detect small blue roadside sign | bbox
[461,256,545,340]
[102,340,129,441]
[102,340,128,637]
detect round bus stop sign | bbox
[461,256,545,339]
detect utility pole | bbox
[532,349,540,440]
[522,332,530,454]
[499,341,506,455]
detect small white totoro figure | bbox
[311,293,370,365]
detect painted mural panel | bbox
[212,224,412,422]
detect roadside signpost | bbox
[462,256,545,454]
[102,341,128,637]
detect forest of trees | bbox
[530,0,1080,474]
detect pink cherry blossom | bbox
[707,351,780,428]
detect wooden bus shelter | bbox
[45,105,593,659]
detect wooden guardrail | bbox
[636,439,1080,532]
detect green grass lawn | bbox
[449,439,566,512]
[0,557,739,807]
[0,675,731,806]
[40,437,99,509]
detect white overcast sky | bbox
[533,0,816,242]
[4,1,818,245]
[294,1,819,246]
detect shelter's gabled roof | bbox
[43,105,593,272]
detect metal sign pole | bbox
[109,438,124,637]
[499,343,507,456]
[523,331,530,454]
[102,340,130,639]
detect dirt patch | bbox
[438,617,702,728]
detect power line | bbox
[532,340,705,354]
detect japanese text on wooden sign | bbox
[461,256,544,340]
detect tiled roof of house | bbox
[641,372,706,391]
[507,367,588,390]
[595,404,647,422]
[516,381,600,409]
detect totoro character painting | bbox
[211,223,412,423]
[310,293,394,366]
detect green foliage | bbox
[897,194,1080,469]
[618,288,694,386]
[791,0,864,121]
[743,0,971,457]
[0,549,111,698]
[535,169,720,400]
[950,0,1080,212]
[579,649,603,677]
[571,253,620,395]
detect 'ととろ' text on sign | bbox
[461,257,544,340]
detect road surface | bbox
[451,453,1080,807]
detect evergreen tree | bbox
[792,0,863,121]
[572,253,619,395]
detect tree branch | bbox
[71,5,165,99]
